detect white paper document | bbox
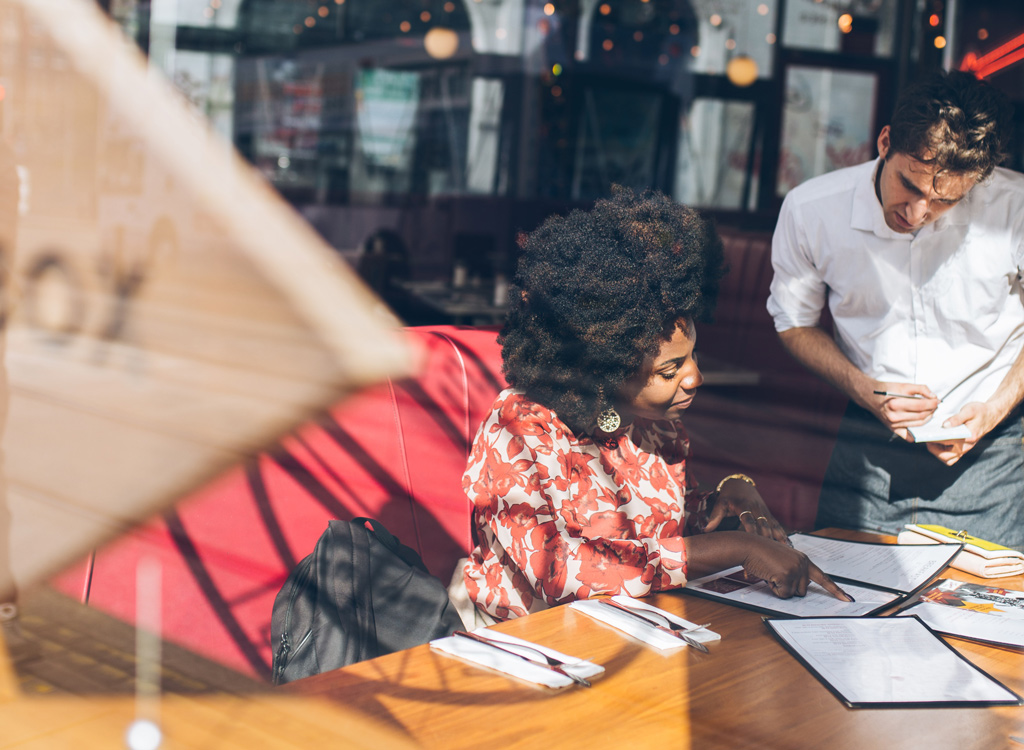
[899,580,1024,648]
[908,423,973,443]
[767,616,1021,707]
[789,533,958,593]
[684,534,957,618]
[901,601,1024,649]
[685,565,898,617]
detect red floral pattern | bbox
[464,389,708,620]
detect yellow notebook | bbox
[906,525,1023,559]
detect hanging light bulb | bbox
[726,55,758,87]
[424,27,460,59]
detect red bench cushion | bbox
[52,326,506,679]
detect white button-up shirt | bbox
[767,159,1024,422]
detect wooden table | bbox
[288,531,1024,749]
[0,588,419,749]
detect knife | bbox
[452,630,592,687]
[598,599,711,653]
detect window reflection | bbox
[777,65,878,196]
[687,0,776,80]
[676,98,758,211]
[93,0,910,287]
[107,0,704,209]
[782,0,897,57]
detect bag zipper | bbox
[273,554,314,683]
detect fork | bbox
[452,630,592,687]
[599,599,711,653]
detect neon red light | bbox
[958,30,1024,79]
[978,45,1024,79]
[959,51,978,72]
[973,31,1024,69]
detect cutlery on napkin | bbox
[570,595,720,651]
[598,599,710,652]
[430,629,603,688]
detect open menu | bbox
[765,616,1022,708]
[683,533,961,618]
[899,579,1024,650]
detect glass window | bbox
[569,85,665,200]
[585,0,697,73]
[86,0,909,292]
[168,51,236,140]
[688,0,777,80]
[776,65,878,196]
[675,98,758,210]
[782,0,898,58]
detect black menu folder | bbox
[683,533,961,618]
[764,615,1022,708]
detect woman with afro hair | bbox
[459,188,850,622]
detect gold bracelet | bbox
[715,473,756,493]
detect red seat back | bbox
[51,326,506,680]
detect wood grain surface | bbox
[0,654,416,750]
[289,530,1024,749]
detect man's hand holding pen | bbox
[866,381,941,439]
[869,387,1008,466]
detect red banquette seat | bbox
[52,326,506,680]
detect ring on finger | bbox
[739,511,754,521]
[756,516,768,523]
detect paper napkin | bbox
[569,595,720,651]
[429,629,603,688]
[898,528,1024,579]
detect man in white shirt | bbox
[768,71,1024,548]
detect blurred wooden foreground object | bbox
[0,0,416,742]
[0,633,416,749]
[0,0,412,596]
[290,530,1024,750]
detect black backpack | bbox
[271,517,464,685]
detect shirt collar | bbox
[851,157,973,239]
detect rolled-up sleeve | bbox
[767,193,828,332]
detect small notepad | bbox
[907,423,972,443]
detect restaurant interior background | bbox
[2,0,1024,730]
[90,0,1024,326]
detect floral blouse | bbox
[463,388,708,620]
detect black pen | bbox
[872,390,939,401]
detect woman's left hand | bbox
[703,477,790,545]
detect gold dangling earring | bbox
[596,386,621,433]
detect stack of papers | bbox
[900,579,1024,649]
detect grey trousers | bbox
[815,402,1024,550]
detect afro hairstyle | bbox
[500,186,725,435]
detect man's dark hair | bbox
[500,186,725,435]
[888,69,1011,181]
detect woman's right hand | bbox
[741,536,853,601]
